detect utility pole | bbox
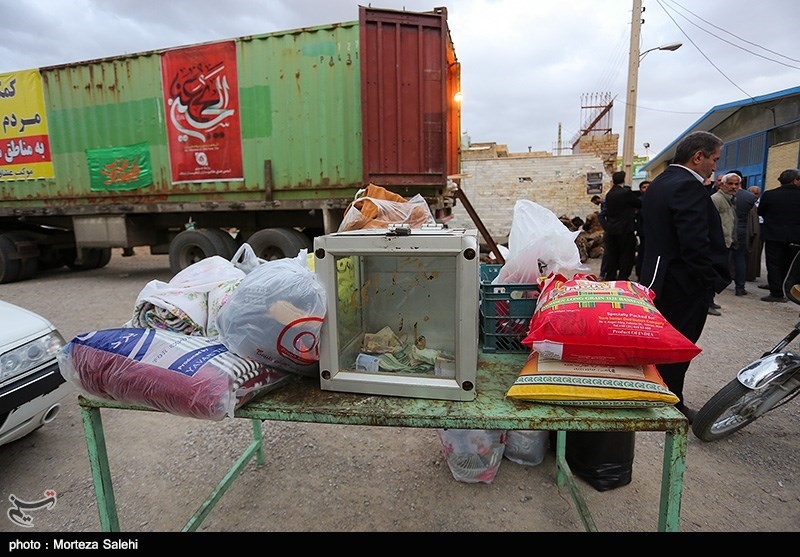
[621,0,643,181]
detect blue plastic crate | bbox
[479,264,539,353]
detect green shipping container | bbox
[0,6,461,283]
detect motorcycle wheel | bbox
[692,377,792,442]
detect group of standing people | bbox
[591,130,800,424]
[705,166,800,307]
[600,170,641,281]
[595,172,648,283]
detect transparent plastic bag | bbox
[338,186,436,232]
[504,430,549,466]
[130,255,246,337]
[231,242,266,274]
[216,250,327,376]
[57,327,291,420]
[436,429,506,484]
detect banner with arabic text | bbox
[161,41,243,184]
[86,143,153,191]
[0,69,54,181]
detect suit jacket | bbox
[757,184,800,243]
[640,165,731,301]
[603,184,641,235]
[734,189,758,245]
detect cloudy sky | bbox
[2,0,798,159]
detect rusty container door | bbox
[359,6,460,195]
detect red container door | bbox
[359,6,460,192]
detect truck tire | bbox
[204,228,240,260]
[247,228,309,261]
[67,248,112,271]
[168,229,232,275]
[290,229,313,251]
[96,248,113,268]
[0,234,22,284]
[2,232,40,282]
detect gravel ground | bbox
[0,249,797,533]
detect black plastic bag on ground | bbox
[562,431,635,492]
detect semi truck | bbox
[0,6,461,283]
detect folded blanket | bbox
[58,328,292,420]
[130,256,245,337]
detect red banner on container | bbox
[161,41,243,183]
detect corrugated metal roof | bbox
[641,85,800,172]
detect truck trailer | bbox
[0,6,461,283]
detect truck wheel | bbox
[169,229,232,275]
[247,228,309,261]
[67,248,112,271]
[290,229,313,251]
[0,234,22,284]
[204,228,240,260]
[2,232,40,281]
[95,248,112,268]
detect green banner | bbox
[86,142,153,191]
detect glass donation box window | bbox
[313,227,479,401]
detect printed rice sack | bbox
[506,351,680,407]
[522,274,700,366]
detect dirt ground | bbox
[0,249,798,534]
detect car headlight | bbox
[0,331,66,382]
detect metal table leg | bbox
[554,430,598,532]
[80,406,120,532]
[657,427,688,532]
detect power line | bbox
[655,0,755,100]
[655,0,800,103]
[661,0,800,65]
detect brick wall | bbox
[765,139,800,191]
[449,140,616,242]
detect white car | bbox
[0,299,73,447]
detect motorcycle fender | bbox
[737,352,800,389]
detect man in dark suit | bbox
[634,180,650,280]
[602,170,641,280]
[639,131,731,423]
[757,168,800,302]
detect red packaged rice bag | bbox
[522,274,700,366]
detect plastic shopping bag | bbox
[130,255,246,337]
[338,184,436,232]
[496,200,582,284]
[216,250,327,376]
[436,429,506,484]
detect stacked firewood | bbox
[559,212,604,263]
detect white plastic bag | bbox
[496,200,582,284]
[130,255,246,337]
[216,250,327,376]
[231,243,265,274]
[504,430,549,466]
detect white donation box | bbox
[313,226,479,401]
